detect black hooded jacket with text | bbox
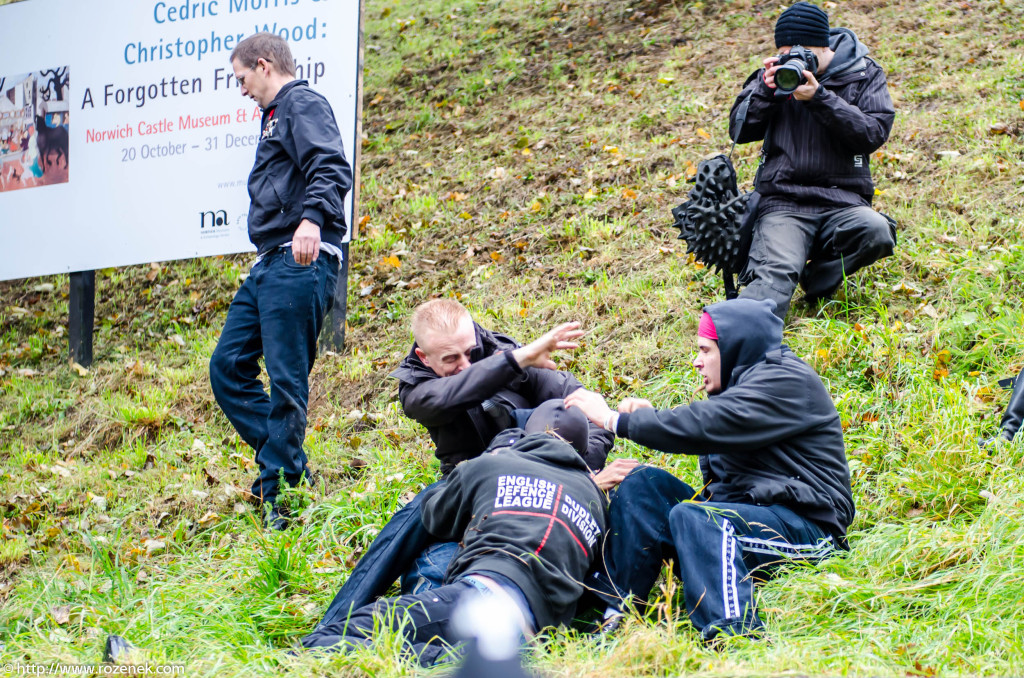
[616,299,854,540]
[729,28,895,215]
[390,323,614,475]
[420,432,608,630]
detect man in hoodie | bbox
[209,33,351,529]
[566,298,854,641]
[312,298,618,631]
[730,2,896,319]
[302,402,608,665]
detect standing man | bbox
[567,298,854,641]
[732,2,896,319]
[209,33,352,529]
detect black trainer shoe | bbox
[264,504,289,531]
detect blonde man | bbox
[313,298,619,631]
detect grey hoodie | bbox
[616,298,854,540]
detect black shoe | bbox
[264,504,290,531]
[583,612,624,638]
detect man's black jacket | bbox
[615,299,855,540]
[390,323,614,475]
[420,432,608,630]
[729,28,894,215]
[247,79,352,254]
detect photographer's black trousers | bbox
[739,206,896,318]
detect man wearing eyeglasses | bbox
[209,32,352,530]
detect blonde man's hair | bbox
[411,299,472,346]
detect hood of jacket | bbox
[821,27,870,81]
[390,322,519,385]
[502,431,592,474]
[704,298,784,391]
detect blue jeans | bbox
[401,541,460,595]
[314,480,446,631]
[739,206,896,318]
[589,466,838,640]
[209,247,338,506]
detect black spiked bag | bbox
[671,155,758,279]
[671,91,767,299]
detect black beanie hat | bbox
[525,400,589,456]
[775,2,830,48]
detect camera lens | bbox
[775,62,804,92]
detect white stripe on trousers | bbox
[737,534,836,559]
[721,519,741,619]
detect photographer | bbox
[730,2,896,319]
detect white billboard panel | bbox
[0,0,360,281]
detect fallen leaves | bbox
[143,539,166,556]
[144,262,163,282]
[50,605,71,625]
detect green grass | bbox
[3,0,1024,675]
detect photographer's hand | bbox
[792,70,820,101]
[762,55,781,89]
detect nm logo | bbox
[199,209,229,229]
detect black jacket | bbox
[420,432,608,630]
[247,80,352,254]
[390,323,614,475]
[616,299,854,540]
[1002,370,1024,441]
[729,28,894,214]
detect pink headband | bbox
[698,312,719,341]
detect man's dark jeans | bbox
[303,578,478,665]
[209,247,338,507]
[739,206,896,318]
[589,466,838,640]
[314,480,447,631]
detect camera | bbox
[774,46,819,94]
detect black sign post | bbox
[323,0,363,354]
[326,242,350,352]
[68,269,95,367]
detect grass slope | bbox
[3,0,1024,675]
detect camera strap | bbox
[729,89,773,191]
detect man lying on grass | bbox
[311,298,626,632]
[301,402,607,665]
[566,298,854,642]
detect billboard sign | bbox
[0,0,361,281]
